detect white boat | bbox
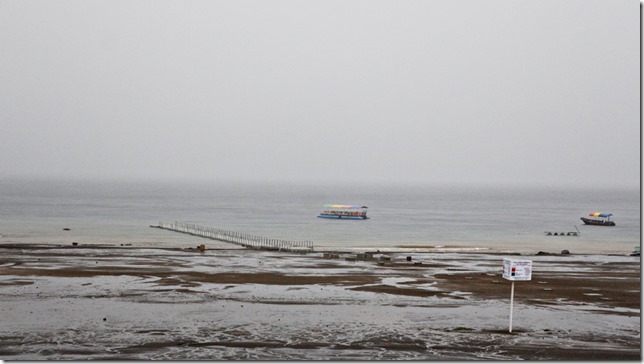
[317,205,369,220]
[580,212,615,226]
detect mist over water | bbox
[0,178,639,254]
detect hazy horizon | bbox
[1,173,640,193]
[0,0,639,190]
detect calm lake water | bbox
[0,178,639,254]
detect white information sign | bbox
[502,258,532,281]
[502,258,533,332]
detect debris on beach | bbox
[536,250,572,256]
[376,255,392,266]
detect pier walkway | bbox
[150,222,314,252]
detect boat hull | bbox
[317,215,369,220]
[580,217,615,226]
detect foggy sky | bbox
[0,0,639,188]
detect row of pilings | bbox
[151,222,314,252]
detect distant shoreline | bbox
[0,241,638,258]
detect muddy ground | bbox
[0,244,640,360]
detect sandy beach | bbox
[0,243,640,360]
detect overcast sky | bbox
[0,0,639,188]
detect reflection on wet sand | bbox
[0,244,640,360]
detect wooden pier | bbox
[150,222,314,252]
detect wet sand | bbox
[0,243,640,360]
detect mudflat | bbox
[0,244,640,360]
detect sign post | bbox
[502,258,532,333]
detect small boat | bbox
[317,204,369,220]
[630,245,640,256]
[580,212,616,226]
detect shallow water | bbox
[0,178,639,254]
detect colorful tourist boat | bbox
[580,212,616,226]
[317,204,369,220]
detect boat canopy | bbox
[323,204,367,209]
[589,212,612,218]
